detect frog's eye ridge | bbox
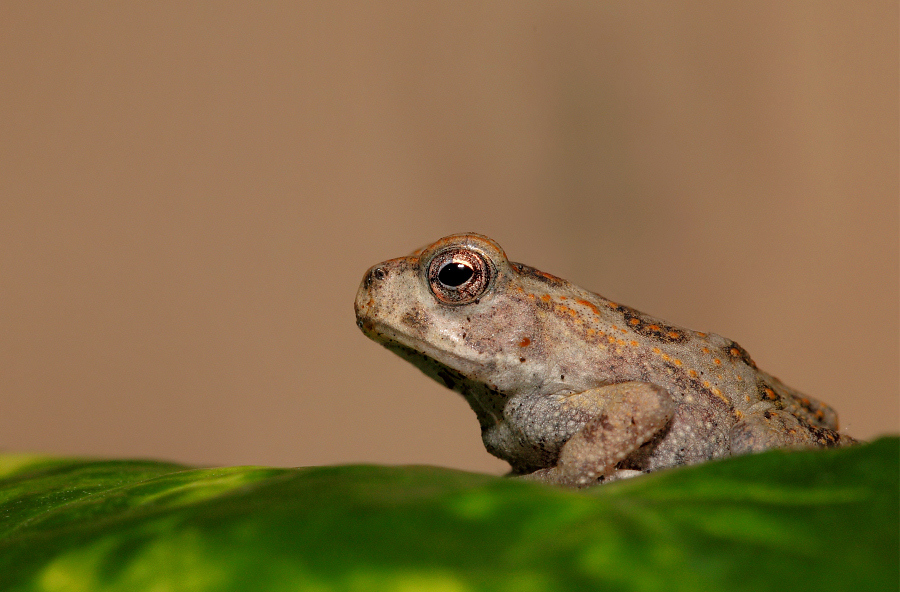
[427,247,492,305]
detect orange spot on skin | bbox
[647,324,661,332]
[674,359,683,366]
[697,332,707,337]
[711,388,728,404]
[729,348,740,357]
[519,337,531,347]
[629,318,640,326]
[703,381,711,388]
[557,305,576,318]
[587,328,595,336]
[576,299,600,315]
[688,369,698,378]
[702,347,710,354]
[607,336,617,343]
[630,340,639,347]
[662,354,671,361]
[607,302,619,308]
[713,358,722,365]
[652,347,661,354]
[733,409,744,420]
[764,388,777,400]
[559,295,567,300]
[667,331,681,339]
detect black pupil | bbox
[438,262,474,287]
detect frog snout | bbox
[355,265,387,328]
[355,257,423,337]
[357,264,387,307]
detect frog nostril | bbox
[364,266,387,289]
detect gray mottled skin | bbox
[355,233,855,487]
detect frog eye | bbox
[427,248,492,305]
[438,261,473,286]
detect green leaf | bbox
[0,438,897,592]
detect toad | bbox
[355,233,855,486]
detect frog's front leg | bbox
[523,382,676,487]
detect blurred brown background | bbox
[2,2,897,474]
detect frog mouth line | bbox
[380,328,474,369]
[359,313,572,399]
[357,314,488,381]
